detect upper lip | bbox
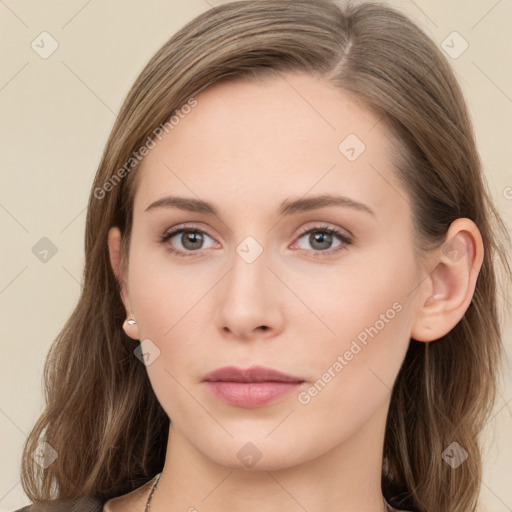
[202,365,305,383]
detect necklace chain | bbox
[144,472,393,511]
[145,472,161,512]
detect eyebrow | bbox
[144,194,376,217]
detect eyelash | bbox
[159,224,353,259]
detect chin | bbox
[197,436,312,472]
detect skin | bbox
[105,72,483,512]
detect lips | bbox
[202,366,305,408]
[202,365,304,384]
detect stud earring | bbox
[124,311,137,327]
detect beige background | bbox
[1,1,511,510]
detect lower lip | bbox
[203,381,303,408]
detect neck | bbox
[150,399,391,512]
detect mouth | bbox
[202,365,306,408]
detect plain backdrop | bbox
[1,1,511,511]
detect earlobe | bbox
[411,218,484,343]
[122,315,139,340]
[108,227,140,340]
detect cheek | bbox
[297,247,417,391]
[128,238,214,334]
[126,243,217,390]
[292,277,413,448]
[126,250,204,421]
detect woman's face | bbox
[114,72,425,470]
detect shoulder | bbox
[14,477,154,512]
[13,496,104,512]
[103,478,154,512]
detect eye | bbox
[292,224,353,258]
[160,225,217,258]
[159,223,353,259]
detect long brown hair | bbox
[20,1,511,511]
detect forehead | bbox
[133,72,404,220]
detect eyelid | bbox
[295,221,354,240]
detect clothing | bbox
[14,496,412,512]
[13,496,103,512]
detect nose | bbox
[214,241,284,341]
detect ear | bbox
[108,226,139,340]
[411,218,484,342]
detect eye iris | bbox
[182,231,203,250]
[310,231,332,250]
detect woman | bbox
[16,1,511,511]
